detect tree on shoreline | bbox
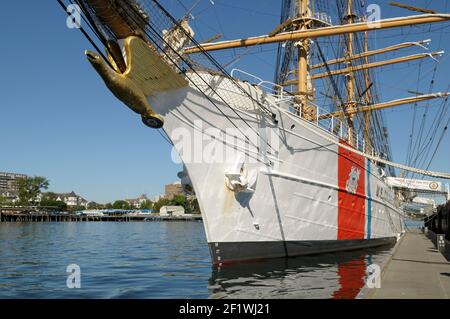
[39,192,67,211]
[112,200,131,210]
[140,200,153,210]
[16,176,49,205]
[152,198,170,213]
[151,195,200,214]
[189,198,200,214]
[87,201,104,210]
[0,195,11,206]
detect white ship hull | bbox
[148,71,405,265]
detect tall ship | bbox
[58,0,450,265]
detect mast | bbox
[297,0,315,120]
[363,30,372,152]
[181,5,450,156]
[345,0,356,145]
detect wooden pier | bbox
[0,208,202,223]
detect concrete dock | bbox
[365,230,450,298]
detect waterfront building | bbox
[125,194,150,208]
[164,181,185,199]
[159,206,185,217]
[52,191,88,208]
[0,172,27,201]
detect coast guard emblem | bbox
[346,167,361,194]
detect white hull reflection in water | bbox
[209,245,394,299]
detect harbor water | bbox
[0,222,395,298]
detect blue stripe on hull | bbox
[366,159,372,239]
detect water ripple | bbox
[0,222,393,298]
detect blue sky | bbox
[0,0,449,203]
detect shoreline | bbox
[0,211,202,222]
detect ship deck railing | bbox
[231,68,376,156]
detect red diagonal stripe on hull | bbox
[338,142,366,240]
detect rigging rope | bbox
[316,41,346,109]
[116,1,280,154]
[151,0,277,119]
[57,0,113,69]
[67,0,280,154]
[425,116,450,171]
[404,4,448,179]
[272,103,450,179]
[64,0,450,179]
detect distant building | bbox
[46,191,88,208]
[0,172,27,201]
[165,181,185,199]
[159,205,185,216]
[125,194,150,208]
